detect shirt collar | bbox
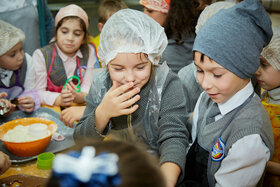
[0,67,13,86]
[267,87,280,102]
[56,44,83,62]
[218,81,254,116]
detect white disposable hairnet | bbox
[98,8,168,65]
[261,28,280,70]
[195,1,236,34]
[0,20,25,56]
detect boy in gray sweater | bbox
[181,0,274,186]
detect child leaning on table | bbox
[73,9,189,187]
[255,29,280,186]
[180,0,274,186]
[0,20,40,114]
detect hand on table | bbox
[60,106,85,128]
[0,151,11,175]
[18,96,35,112]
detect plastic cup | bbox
[37,152,55,170]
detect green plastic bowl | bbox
[37,152,55,170]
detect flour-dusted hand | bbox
[18,96,35,113]
[95,81,140,133]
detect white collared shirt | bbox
[192,81,270,187]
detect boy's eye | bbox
[214,74,222,78]
[260,62,267,68]
[197,69,203,73]
[9,52,16,58]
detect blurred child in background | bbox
[162,0,209,74]
[90,0,127,51]
[0,20,40,114]
[33,4,100,126]
[139,0,169,26]
[74,9,189,187]
[47,140,165,187]
[255,29,280,187]
[181,0,274,186]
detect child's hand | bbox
[60,89,74,107]
[64,82,85,103]
[0,92,16,115]
[60,106,85,128]
[0,151,11,175]
[18,96,35,113]
[99,81,141,120]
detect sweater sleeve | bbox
[73,83,110,142]
[157,71,190,182]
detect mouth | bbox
[257,80,264,85]
[208,93,219,98]
[64,44,74,48]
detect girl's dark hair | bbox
[55,16,89,50]
[164,0,203,43]
[47,140,165,187]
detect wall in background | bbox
[48,0,142,37]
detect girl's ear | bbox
[98,22,104,32]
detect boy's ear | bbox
[98,22,104,32]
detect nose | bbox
[66,33,74,41]
[200,75,212,91]
[17,50,24,61]
[125,70,136,83]
[255,67,261,76]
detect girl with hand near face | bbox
[32,4,100,125]
[74,9,190,187]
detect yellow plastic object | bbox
[262,94,280,186]
[0,117,57,157]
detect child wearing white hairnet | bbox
[255,29,280,186]
[74,9,190,187]
[0,20,40,114]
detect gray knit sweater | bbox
[197,92,274,186]
[74,68,190,179]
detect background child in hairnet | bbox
[32,4,100,126]
[181,0,273,186]
[73,9,189,187]
[255,28,280,186]
[0,20,40,114]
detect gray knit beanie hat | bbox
[193,0,272,79]
[0,20,25,56]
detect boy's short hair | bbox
[0,20,25,56]
[98,0,128,24]
[261,28,280,70]
[193,0,272,79]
